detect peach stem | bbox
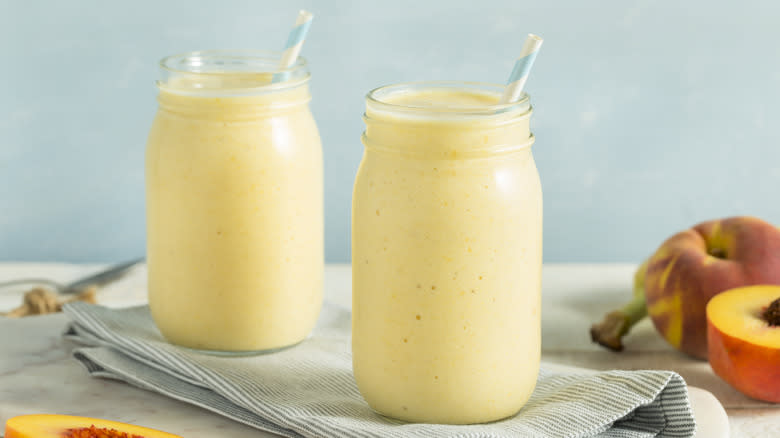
[589,284,648,351]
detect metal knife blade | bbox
[62,258,144,294]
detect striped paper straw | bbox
[272,10,314,83]
[500,34,543,103]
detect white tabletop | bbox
[0,263,777,437]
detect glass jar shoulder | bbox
[355,146,539,199]
[148,98,320,156]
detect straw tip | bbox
[527,34,544,48]
[298,10,314,21]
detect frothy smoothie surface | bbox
[380,88,500,109]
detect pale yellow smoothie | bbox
[146,52,323,353]
[352,82,542,423]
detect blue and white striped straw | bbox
[272,10,314,83]
[500,34,543,103]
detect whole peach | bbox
[645,216,780,359]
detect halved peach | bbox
[706,285,780,403]
[5,414,181,438]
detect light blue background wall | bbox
[2,1,779,263]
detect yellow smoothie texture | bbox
[352,83,542,424]
[146,55,323,352]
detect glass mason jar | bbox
[352,81,542,424]
[146,51,323,354]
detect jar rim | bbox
[366,81,530,117]
[158,49,310,96]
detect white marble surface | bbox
[0,263,777,437]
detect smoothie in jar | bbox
[146,51,323,353]
[352,82,542,423]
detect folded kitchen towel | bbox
[62,302,695,438]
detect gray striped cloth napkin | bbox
[62,302,695,438]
